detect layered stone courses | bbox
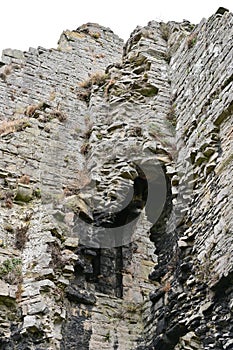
[0,10,232,350]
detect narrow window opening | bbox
[115,246,123,298]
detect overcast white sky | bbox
[0,0,232,56]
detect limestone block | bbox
[64,237,79,248]
[0,280,9,297]
[22,315,39,330]
[28,301,47,315]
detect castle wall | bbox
[0,10,232,350]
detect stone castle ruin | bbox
[0,7,232,350]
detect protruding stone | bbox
[64,237,79,248]
[22,315,40,330]
[66,285,96,305]
[215,7,229,15]
[0,280,9,297]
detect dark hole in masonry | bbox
[105,161,168,236]
[85,248,101,283]
[83,246,123,298]
[80,169,149,297]
[82,165,171,299]
[115,246,123,298]
[149,165,174,282]
[78,160,167,236]
[92,172,148,228]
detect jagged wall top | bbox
[0,7,232,350]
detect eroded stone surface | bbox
[0,11,232,350]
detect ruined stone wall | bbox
[0,9,232,350]
[168,10,233,350]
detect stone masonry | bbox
[0,8,232,350]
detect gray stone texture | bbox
[0,10,232,350]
